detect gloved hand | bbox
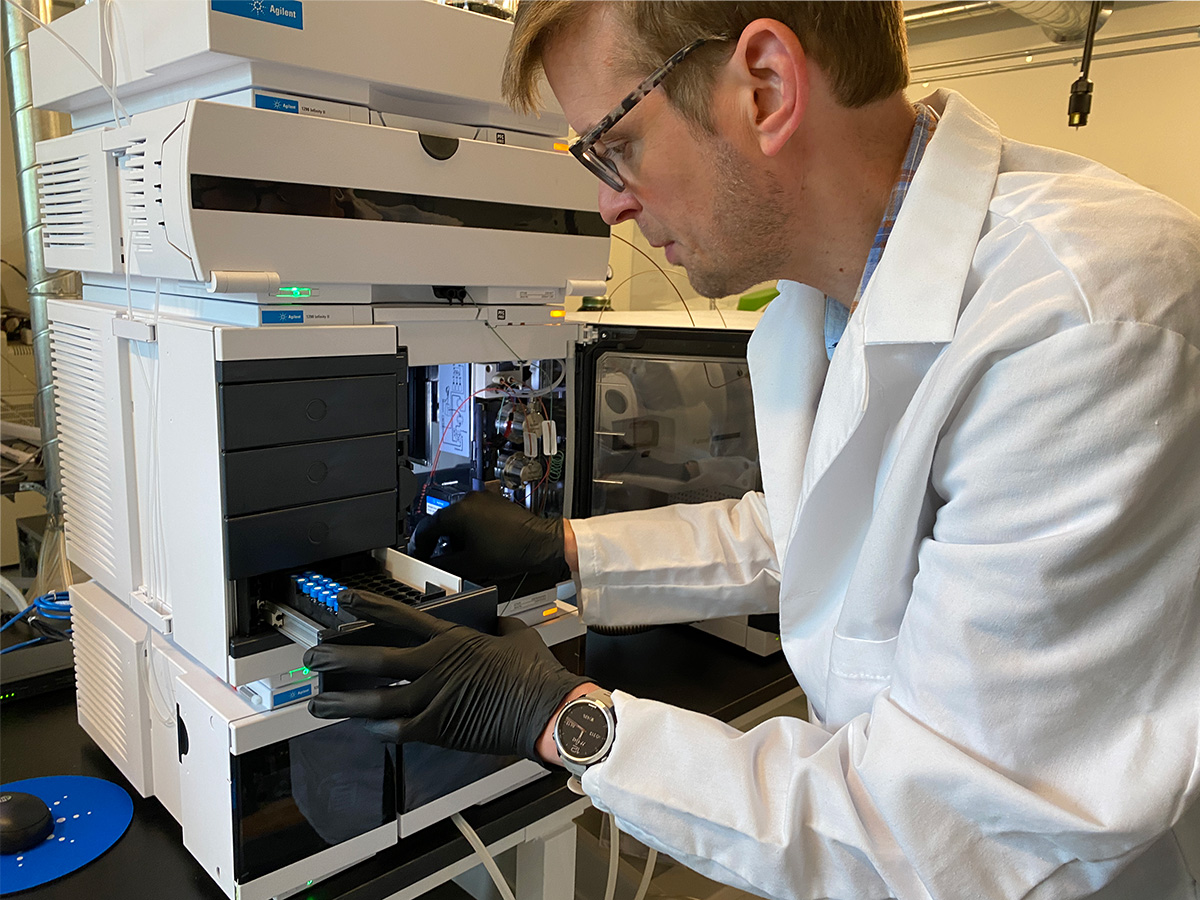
[304,589,589,762]
[407,490,568,584]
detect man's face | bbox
[543,15,787,298]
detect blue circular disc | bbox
[0,776,133,894]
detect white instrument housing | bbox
[36,99,608,303]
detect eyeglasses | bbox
[569,37,721,192]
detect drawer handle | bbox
[308,522,330,545]
[305,399,328,421]
[307,461,329,484]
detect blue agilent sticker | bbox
[262,309,304,324]
[254,93,299,114]
[273,684,313,707]
[426,496,451,516]
[211,1,304,30]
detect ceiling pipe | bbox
[905,1,1113,43]
[910,24,1200,75]
[904,2,1004,28]
[1002,1,1113,42]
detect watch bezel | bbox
[554,690,616,771]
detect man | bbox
[306,3,1200,897]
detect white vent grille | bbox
[39,154,94,251]
[69,583,152,797]
[49,321,118,581]
[35,130,122,275]
[72,607,130,759]
[120,139,153,253]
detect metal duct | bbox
[2,0,80,519]
[905,1,1113,43]
[1001,1,1112,43]
[905,2,1005,28]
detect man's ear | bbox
[726,19,807,157]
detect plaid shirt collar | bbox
[825,103,938,360]
[855,103,939,306]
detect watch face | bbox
[557,701,611,763]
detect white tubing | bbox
[2,0,130,124]
[633,847,659,900]
[604,813,620,900]
[0,574,29,612]
[451,812,518,900]
[0,421,42,444]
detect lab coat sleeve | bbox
[569,491,780,626]
[583,321,1200,900]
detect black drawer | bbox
[220,375,398,450]
[225,491,398,580]
[223,434,398,516]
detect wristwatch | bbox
[553,688,615,794]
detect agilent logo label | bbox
[254,94,299,114]
[261,309,305,325]
[211,0,304,30]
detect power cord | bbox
[1,259,26,282]
[1068,1,1104,127]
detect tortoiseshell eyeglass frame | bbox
[568,37,724,192]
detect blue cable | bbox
[33,593,71,618]
[0,637,48,655]
[1,606,33,633]
[34,604,71,618]
[1,591,72,638]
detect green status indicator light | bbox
[289,666,312,678]
[277,286,312,299]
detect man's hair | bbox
[502,1,909,131]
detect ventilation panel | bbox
[35,130,122,275]
[71,582,154,797]
[46,300,140,602]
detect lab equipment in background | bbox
[441,0,518,21]
[570,309,780,655]
[0,589,75,701]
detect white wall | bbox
[906,0,1200,215]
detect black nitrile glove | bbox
[407,490,568,584]
[304,589,588,762]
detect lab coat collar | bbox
[860,90,1003,347]
[774,94,1003,716]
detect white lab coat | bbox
[570,90,1200,900]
